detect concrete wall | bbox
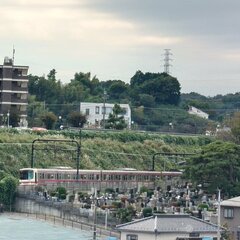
[15,197,62,217]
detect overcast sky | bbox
[0,0,239,96]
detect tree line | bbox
[3,68,239,134]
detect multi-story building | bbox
[80,102,131,128]
[0,57,29,127]
[221,196,240,240]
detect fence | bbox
[15,195,120,239]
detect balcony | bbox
[11,97,28,104]
[11,85,28,92]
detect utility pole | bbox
[163,49,172,74]
[102,89,107,129]
[217,189,221,240]
[7,110,10,128]
[93,188,97,240]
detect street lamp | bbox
[7,111,10,128]
[58,116,63,130]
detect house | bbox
[188,106,209,119]
[0,57,29,127]
[80,102,131,128]
[221,196,240,240]
[116,214,221,240]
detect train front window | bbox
[20,170,34,180]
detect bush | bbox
[142,207,153,217]
[56,186,67,200]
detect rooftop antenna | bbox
[12,45,15,64]
[163,49,172,74]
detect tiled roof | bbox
[116,214,219,233]
[221,196,240,207]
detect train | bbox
[19,167,183,193]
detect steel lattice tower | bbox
[163,49,172,74]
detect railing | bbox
[16,192,120,230]
[15,212,120,239]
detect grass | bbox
[0,128,213,177]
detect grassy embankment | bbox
[0,128,213,178]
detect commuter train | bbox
[19,167,183,192]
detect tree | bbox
[9,111,20,127]
[130,71,181,106]
[41,112,57,129]
[185,141,240,197]
[68,111,87,128]
[116,205,135,223]
[0,175,18,211]
[105,104,127,130]
[229,112,240,143]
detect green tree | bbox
[230,112,240,143]
[105,104,127,130]
[41,112,57,129]
[9,111,20,128]
[68,111,87,127]
[116,205,135,223]
[130,71,181,106]
[0,175,18,211]
[185,141,240,196]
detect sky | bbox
[0,0,239,96]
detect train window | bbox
[96,174,100,180]
[143,175,149,181]
[103,174,106,180]
[136,175,142,181]
[150,176,155,181]
[20,170,34,180]
[115,175,121,181]
[123,175,127,181]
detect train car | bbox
[19,167,183,193]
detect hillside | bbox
[0,128,213,178]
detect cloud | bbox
[0,0,239,95]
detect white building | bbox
[80,102,131,128]
[188,106,209,119]
[116,214,221,240]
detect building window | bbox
[106,107,112,114]
[224,208,234,218]
[237,231,240,240]
[126,235,138,240]
[85,109,90,115]
[95,106,100,114]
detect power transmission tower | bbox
[163,49,173,74]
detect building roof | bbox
[221,196,240,207]
[116,214,220,234]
